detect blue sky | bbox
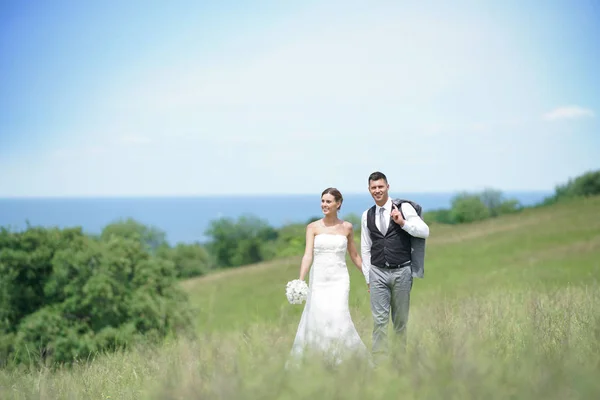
[1,0,598,197]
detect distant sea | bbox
[0,191,552,245]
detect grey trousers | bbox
[369,264,413,358]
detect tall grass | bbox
[2,196,599,399]
[2,285,599,399]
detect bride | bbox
[287,187,370,366]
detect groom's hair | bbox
[321,187,343,210]
[368,171,388,183]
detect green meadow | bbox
[2,196,599,399]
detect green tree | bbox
[423,208,454,224]
[156,242,213,279]
[551,169,600,202]
[263,223,306,258]
[0,225,193,368]
[494,199,521,215]
[479,188,522,217]
[479,188,503,217]
[100,218,168,253]
[450,192,491,223]
[204,215,278,268]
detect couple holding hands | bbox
[288,171,430,366]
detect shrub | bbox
[545,169,600,204]
[0,225,193,368]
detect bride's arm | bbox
[346,223,363,272]
[298,223,316,281]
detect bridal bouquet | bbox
[285,279,308,304]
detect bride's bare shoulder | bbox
[306,219,323,233]
[341,220,355,234]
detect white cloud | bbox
[543,106,595,121]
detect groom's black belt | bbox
[375,260,411,270]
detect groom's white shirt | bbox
[360,197,430,284]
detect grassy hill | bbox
[182,195,599,334]
[2,196,600,399]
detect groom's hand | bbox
[391,203,405,226]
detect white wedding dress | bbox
[288,233,369,366]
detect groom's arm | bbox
[399,203,430,238]
[360,210,372,285]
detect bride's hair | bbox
[321,187,343,210]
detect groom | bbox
[360,171,430,362]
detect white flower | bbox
[285,279,308,304]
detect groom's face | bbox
[369,178,389,204]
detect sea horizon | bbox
[0,190,554,245]
[0,188,554,199]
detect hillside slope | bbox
[182,195,600,333]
